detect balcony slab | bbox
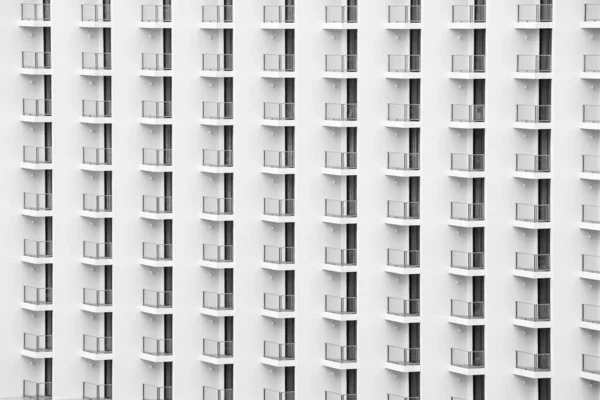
[19,20,51,28]
[384,120,421,129]
[140,211,172,220]
[261,119,295,127]
[81,163,112,172]
[385,169,420,178]
[323,216,358,225]
[139,258,172,268]
[448,365,486,376]
[262,262,295,272]
[449,316,486,326]
[199,70,234,78]
[78,69,112,77]
[21,115,52,123]
[260,22,296,30]
[513,220,551,230]
[515,21,554,29]
[385,363,420,373]
[581,222,600,231]
[21,256,53,265]
[513,368,551,379]
[261,309,296,319]
[200,355,234,365]
[514,72,553,80]
[261,357,296,368]
[513,171,552,180]
[385,313,420,324]
[581,172,600,181]
[580,271,600,281]
[81,257,112,266]
[385,72,422,80]
[198,165,233,174]
[21,209,53,218]
[448,22,487,30]
[80,351,113,361]
[323,360,358,370]
[200,260,235,270]
[261,214,295,224]
[199,22,233,29]
[581,371,600,382]
[78,21,111,28]
[80,304,114,313]
[580,321,600,331]
[140,306,173,315]
[323,71,359,80]
[323,120,358,128]
[137,21,173,29]
[20,68,52,76]
[200,307,234,317]
[81,210,113,219]
[384,266,421,275]
[261,167,296,175]
[140,353,173,363]
[323,263,357,273]
[200,118,234,126]
[140,117,172,126]
[80,116,112,125]
[385,22,422,30]
[514,122,552,130]
[323,312,358,322]
[21,349,53,359]
[448,219,485,228]
[513,318,551,329]
[21,302,53,312]
[322,23,357,30]
[140,70,172,78]
[199,212,234,222]
[581,21,600,29]
[261,71,295,79]
[448,267,485,277]
[450,121,486,129]
[322,168,357,176]
[448,72,486,80]
[513,269,552,279]
[385,217,420,227]
[448,170,485,179]
[21,162,53,171]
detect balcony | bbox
[200,54,233,78]
[514,203,550,229]
[583,155,600,182]
[386,201,420,226]
[324,103,357,128]
[140,53,172,77]
[22,333,52,359]
[79,4,110,28]
[264,389,294,400]
[514,252,551,279]
[514,351,551,379]
[324,55,357,79]
[139,4,172,28]
[263,102,295,126]
[582,55,600,79]
[22,193,52,218]
[386,55,421,79]
[324,199,357,224]
[142,384,171,400]
[79,52,111,76]
[263,245,295,271]
[202,102,233,126]
[202,291,234,317]
[385,152,420,177]
[81,288,113,313]
[449,299,484,326]
[20,3,50,27]
[516,4,552,28]
[200,149,233,174]
[201,197,233,221]
[21,52,51,75]
[325,392,356,400]
[385,103,420,129]
[386,5,421,29]
[324,247,357,273]
[515,105,551,130]
[514,302,551,329]
[449,250,484,276]
[324,295,357,322]
[385,297,420,324]
[450,104,485,129]
[583,4,600,29]
[141,101,172,125]
[449,153,484,178]
[386,249,420,275]
[22,239,53,264]
[449,5,486,29]
[582,304,600,331]
[262,54,295,78]
[141,195,173,220]
[81,100,112,124]
[583,105,600,130]
[388,396,418,400]
[515,55,552,79]
[262,293,295,319]
[514,154,551,179]
[82,147,112,172]
[449,55,485,79]
[386,346,420,373]
[262,198,294,223]
[141,337,173,363]
[201,244,234,269]
[83,382,112,400]
[323,5,357,29]
[262,5,295,29]
[262,150,295,175]
[140,243,172,268]
[449,202,484,228]
[200,339,234,365]
[21,99,52,123]
[22,286,52,312]
[81,194,112,219]
[81,241,112,266]
[23,380,51,400]
[324,343,357,370]
[582,354,600,382]
[582,204,600,231]
[141,289,173,315]
[449,349,485,375]
[203,387,232,400]
[200,5,233,29]
[323,151,357,176]
[81,335,113,361]
[139,148,171,173]
[262,341,295,367]
[21,146,52,170]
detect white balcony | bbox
[262,342,296,368]
[449,153,485,178]
[385,153,420,177]
[140,243,172,268]
[581,254,600,281]
[138,5,172,28]
[324,247,357,273]
[140,53,172,77]
[21,99,52,123]
[386,5,421,29]
[22,193,52,218]
[200,339,234,365]
[513,302,551,329]
[21,334,53,359]
[81,241,112,266]
[20,4,51,27]
[323,151,357,176]
[140,289,173,315]
[81,194,112,219]
[449,300,485,326]
[141,195,173,220]
[81,147,112,172]
[582,55,600,79]
[515,4,553,29]
[583,4,600,29]
[582,354,600,382]
[448,55,485,79]
[386,346,420,373]
[385,104,420,129]
[515,55,552,80]
[262,246,295,271]
[385,55,421,79]
[201,102,234,126]
[262,293,295,319]
[199,54,233,78]
[200,197,233,222]
[385,297,420,324]
[323,6,357,30]
[20,52,51,75]
[386,201,420,226]
[514,252,551,279]
[262,102,295,126]
[80,289,113,314]
[201,292,234,317]
[80,335,113,361]
[200,244,234,269]
[513,351,551,379]
[449,349,485,376]
[79,4,111,28]
[324,343,357,370]
[323,55,358,79]
[513,203,551,229]
[449,202,485,228]
[21,146,52,170]
[140,337,173,363]
[449,250,484,277]
[385,249,420,275]
[140,101,172,125]
[199,5,233,29]
[199,149,234,174]
[261,5,295,29]
[80,100,112,124]
[262,150,295,175]
[450,104,485,129]
[262,198,295,223]
[583,105,600,130]
[262,54,295,78]
[79,52,111,76]
[323,295,357,322]
[514,154,551,179]
[324,103,357,128]
[22,239,53,265]
[448,5,487,29]
[21,286,52,312]
[323,199,357,224]
[514,105,551,130]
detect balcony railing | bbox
[23,99,51,116]
[203,244,233,263]
[451,55,485,73]
[24,193,52,211]
[23,380,52,400]
[325,247,357,266]
[325,295,357,314]
[142,101,172,119]
[203,197,233,215]
[516,105,551,123]
[388,103,420,122]
[325,151,357,170]
[325,6,357,23]
[515,203,550,222]
[23,333,52,352]
[584,155,600,173]
[264,341,295,360]
[583,354,600,374]
[586,4,600,22]
[583,105,600,123]
[451,300,484,319]
[23,146,52,164]
[142,195,172,214]
[584,55,600,72]
[21,4,50,21]
[517,55,551,73]
[516,351,550,371]
[451,202,484,221]
[515,302,550,321]
[142,53,171,71]
[264,5,294,23]
[142,384,172,400]
[518,4,552,22]
[451,5,486,23]
[83,241,112,259]
[203,387,233,400]
[83,147,111,166]
[388,346,420,365]
[515,252,550,272]
[83,194,112,213]
[203,149,233,167]
[583,304,600,323]
[388,55,420,73]
[264,54,294,72]
[451,153,484,171]
[83,288,112,307]
[451,349,485,368]
[450,250,484,270]
[143,289,172,309]
[23,286,52,305]
[264,198,294,216]
[388,201,420,219]
[388,152,420,171]
[325,55,357,72]
[516,154,550,172]
[325,103,357,121]
[325,199,357,218]
[82,52,111,70]
[583,205,600,224]
[203,339,233,358]
[203,102,233,119]
[387,249,420,269]
[264,389,294,400]
[325,343,357,363]
[22,52,51,69]
[143,337,172,355]
[451,104,485,122]
[202,5,233,23]
[81,4,110,22]
[203,291,233,310]
[142,243,172,261]
[143,148,171,167]
[264,245,295,264]
[264,102,295,120]
[264,293,294,312]
[325,392,356,400]
[202,54,233,71]
[141,5,171,22]
[388,297,419,316]
[264,150,294,168]
[83,382,112,400]
[24,239,52,258]
[83,335,112,354]
[388,5,421,23]
[82,100,111,118]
